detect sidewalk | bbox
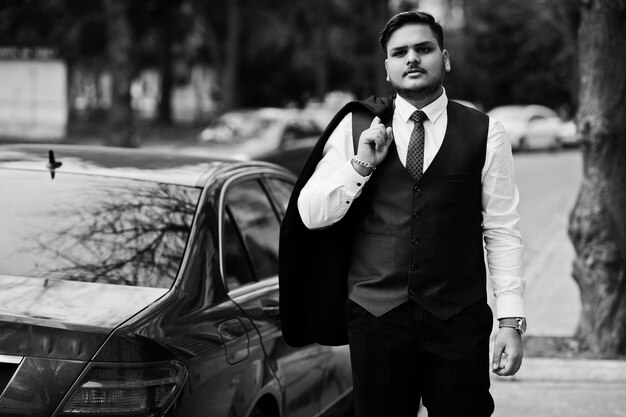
[415,357,626,417]
[491,357,626,417]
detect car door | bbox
[263,175,353,414]
[219,170,331,417]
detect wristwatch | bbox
[498,317,527,335]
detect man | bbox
[279,11,525,417]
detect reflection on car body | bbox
[0,144,352,417]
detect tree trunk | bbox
[103,0,135,147]
[157,2,174,125]
[567,0,626,357]
[374,0,392,96]
[221,0,240,111]
[313,0,329,100]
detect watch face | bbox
[517,318,527,334]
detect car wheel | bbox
[517,137,527,151]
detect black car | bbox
[0,144,352,417]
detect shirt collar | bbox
[395,88,448,124]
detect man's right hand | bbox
[354,116,394,174]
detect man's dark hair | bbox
[379,11,444,54]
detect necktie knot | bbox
[410,110,427,124]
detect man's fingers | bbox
[385,126,394,144]
[507,350,523,374]
[511,355,523,374]
[374,126,395,152]
[370,116,382,128]
[373,134,386,152]
[493,352,522,376]
[491,342,504,372]
[492,328,524,376]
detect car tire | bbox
[517,137,527,152]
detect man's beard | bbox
[391,62,446,101]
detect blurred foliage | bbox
[0,0,579,120]
[458,0,579,112]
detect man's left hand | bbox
[491,327,523,376]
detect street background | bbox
[3,0,626,415]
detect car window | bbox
[265,177,294,217]
[222,208,256,290]
[0,171,200,288]
[222,178,280,289]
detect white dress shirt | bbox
[298,91,526,319]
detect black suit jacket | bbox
[278,95,395,347]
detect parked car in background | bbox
[487,104,574,151]
[556,119,579,147]
[197,107,323,174]
[0,144,352,417]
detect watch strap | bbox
[498,317,526,334]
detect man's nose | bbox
[406,49,420,63]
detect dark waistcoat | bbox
[348,102,489,320]
[278,96,490,347]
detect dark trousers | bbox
[345,298,495,417]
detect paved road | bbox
[513,149,583,336]
[491,357,626,417]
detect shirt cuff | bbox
[335,159,371,195]
[494,293,525,319]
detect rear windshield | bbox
[0,170,201,288]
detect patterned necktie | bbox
[406,110,428,181]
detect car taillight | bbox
[58,361,187,416]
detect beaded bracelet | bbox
[351,155,376,171]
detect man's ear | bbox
[385,59,390,82]
[443,50,451,72]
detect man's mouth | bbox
[404,68,425,77]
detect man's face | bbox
[384,24,451,102]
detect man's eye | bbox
[418,47,433,54]
[392,51,406,57]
